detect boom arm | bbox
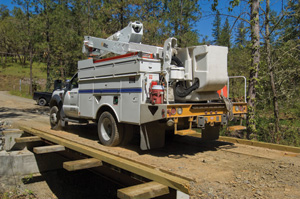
[82,21,229,103]
[82,21,164,58]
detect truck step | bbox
[64,118,88,124]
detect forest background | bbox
[0,0,299,146]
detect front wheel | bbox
[97,111,122,146]
[38,98,47,106]
[50,106,63,130]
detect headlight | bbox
[177,107,183,115]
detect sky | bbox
[0,0,286,42]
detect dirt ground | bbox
[1,91,300,199]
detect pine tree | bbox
[219,18,231,48]
[282,0,300,41]
[212,10,221,45]
[163,0,201,47]
[235,21,247,48]
[0,4,9,20]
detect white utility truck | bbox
[49,21,247,150]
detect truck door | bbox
[63,73,79,118]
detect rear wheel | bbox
[201,123,220,141]
[97,111,122,146]
[38,98,47,106]
[50,106,63,130]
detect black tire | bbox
[97,111,122,146]
[38,98,47,106]
[201,124,221,141]
[49,106,63,130]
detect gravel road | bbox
[0,91,49,127]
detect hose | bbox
[171,56,184,67]
[175,79,199,98]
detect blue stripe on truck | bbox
[78,88,142,94]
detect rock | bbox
[279,164,288,168]
[255,190,263,196]
[168,154,181,159]
[208,188,214,197]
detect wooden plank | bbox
[33,145,65,154]
[117,181,169,199]
[175,129,197,136]
[227,125,246,131]
[2,129,23,135]
[15,136,42,143]
[63,158,102,171]
[20,126,191,194]
[187,132,300,154]
[218,136,300,154]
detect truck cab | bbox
[63,73,79,118]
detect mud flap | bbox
[140,122,165,150]
[221,94,234,121]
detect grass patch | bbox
[9,90,33,99]
[0,61,47,79]
[0,61,48,96]
[0,189,37,199]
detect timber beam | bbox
[117,181,169,199]
[218,136,300,154]
[189,133,300,154]
[15,136,42,143]
[63,158,102,171]
[2,129,23,135]
[33,145,65,154]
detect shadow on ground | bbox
[23,168,121,199]
[0,107,49,120]
[61,123,236,158]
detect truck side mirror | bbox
[54,79,62,90]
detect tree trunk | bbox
[46,49,51,91]
[45,2,51,91]
[88,0,90,35]
[29,49,33,96]
[265,0,280,142]
[17,53,22,63]
[120,0,124,29]
[60,60,64,80]
[247,0,260,139]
